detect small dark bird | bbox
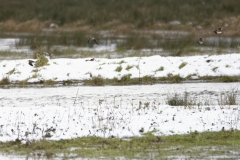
[85,58,95,62]
[206,59,212,63]
[87,37,98,45]
[196,38,204,44]
[44,52,52,59]
[213,28,222,34]
[28,60,36,66]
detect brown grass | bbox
[1,17,240,37]
[0,19,44,32]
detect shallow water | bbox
[1,36,239,60]
[1,83,240,107]
[1,145,240,160]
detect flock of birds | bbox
[196,27,222,44]
[28,28,222,67]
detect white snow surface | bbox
[0,82,240,142]
[0,54,240,142]
[0,53,240,82]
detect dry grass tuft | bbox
[35,55,49,68]
[0,76,10,85]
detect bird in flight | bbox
[196,38,204,44]
[87,37,98,45]
[213,28,222,34]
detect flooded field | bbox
[1,33,240,60]
[0,145,240,160]
[1,83,240,108]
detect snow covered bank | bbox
[0,54,240,84]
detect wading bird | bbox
[213,28,222,34]
[196,38,204,44]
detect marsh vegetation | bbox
[1,0,240,58]
[1,0,240,29]
[1,131,240,159]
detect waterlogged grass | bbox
[1,75,240,87]
[17,32,87,48]
[18,78,30,85]
[84,75,105,86]
[186,73,198,79]
[109,75,239,86]
[141,75,156,84]
[0,51,30,60]
[201,76,240,82]
[215,76,239,82]
[1,130,240,159]
[43,79,57,86]
[167,74,184,83]
[3,31,240,58]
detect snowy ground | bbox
[1,53,240,83]
[1,51,240,143]
[0,83,240,142]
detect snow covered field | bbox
[0,83,240,142]
[1,47,240,143]
[0,53,240,83]
[0,40,240,160]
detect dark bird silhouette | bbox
[87,37,98,45]
[196,38,204,44]
[44,52,52,59]
[206,59,213,63]
[28,60,36,66]
[213,28,222,34]
[85,58,95,62]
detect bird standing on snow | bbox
[85,58,95,61]
[87,37,98,45]
[28,60,36,66]
[213,28,222,34]
[196,38,204,44]
[44,52,52,61]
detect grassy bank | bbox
[0,130,240,159]
[0,75,240,88]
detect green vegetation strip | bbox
[0,75,240,87]
[83,75,240,86]
[0,130,240,159]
